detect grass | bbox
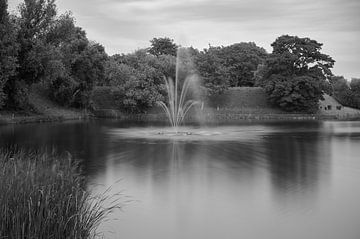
[0,148,120,239]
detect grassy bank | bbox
[0,111,87,125]
[0,149,119,239]
[0,84,89,125]
[92,86,360,122]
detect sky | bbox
[8,0,360,79]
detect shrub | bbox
[331,76,360,109]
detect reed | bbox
[0,149,120,239]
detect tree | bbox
[0,0,18,109]
[220,42,267,87]
[350,78,360,94]
[4,0,57,108]
[106,50,172,113]
[42,12,108,109]
[66,42,107,108]
[349,78,360,108]
[256,35,335,112]
[45,12,77,46]
[330,76,353,107]
[148,37,178,57]
[194,46,230,95]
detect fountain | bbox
[156,76,199,131]
[156,48,200,133]
[108,47,246,140]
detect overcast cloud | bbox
[8,0,360,79]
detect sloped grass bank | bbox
[0,149,119,239]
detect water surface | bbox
[1,120,360,239]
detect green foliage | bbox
[49,75,77,106]
[42,14,108,108]
[105,59,135,86]
[219,42,267,87]
[191,43,266,95]
[350,78,360,93]
[16,0,57,83]
[0,149,120,238]
[350,78,360,108]
[262,75,325,112]
[3,0,57,109]
[148,37,178,56]
[0,0,18,109]
[256,35,334,112]
[331,76,360,109]
[0,0,107,110]
[106,50,172,113]
[194,46,230,95]
[45,12,76,46]
[70,43,107,108]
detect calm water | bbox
[1,120,360,239]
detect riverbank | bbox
[2,86,360,126]
[92,109,360,123]
[0,84,90,125]
[92,87,360,123]
[0,111,89,125]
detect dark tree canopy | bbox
[220,42,267,87]
[271,35,334,78]
[104,50,176,113]
[148,37,178,57]
[194,46,230,95]
[350,78,360,93]
[330,76,360,109]
[3,0,58,108]
[0,0,18,109]
[0,0,109,109]
[256,35,335,112]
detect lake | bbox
[1,120,360,239]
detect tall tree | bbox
[4,0,57,108]
[256,35,335,112]
[0,0,18,109]
[16,0,57,83]
[148,37,178,57]
[220,42,267,87]
[70,42,108,108]
[194,46,230,95]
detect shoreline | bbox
[87,109,360,122]
[1,109,359,126]
[0,112,90,125]
[93,112,360,122]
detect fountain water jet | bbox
[157,76,199,130]
[157,48,200,132]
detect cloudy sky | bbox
[8,0,360,79]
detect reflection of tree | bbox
[263,132,331,206]
[0,122,109,179]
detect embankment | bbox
[92,87,360,122]
[0,84,89,125]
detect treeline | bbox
[1,0,358,114]
[0,0,268,113]
[102,40,268,113]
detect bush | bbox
[262,75,324,112]
[49,76,77,106]
[0,149,120,239]
[331,76,360,109]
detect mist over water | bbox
[1,120,360,239]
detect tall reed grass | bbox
[0,149,120,239]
